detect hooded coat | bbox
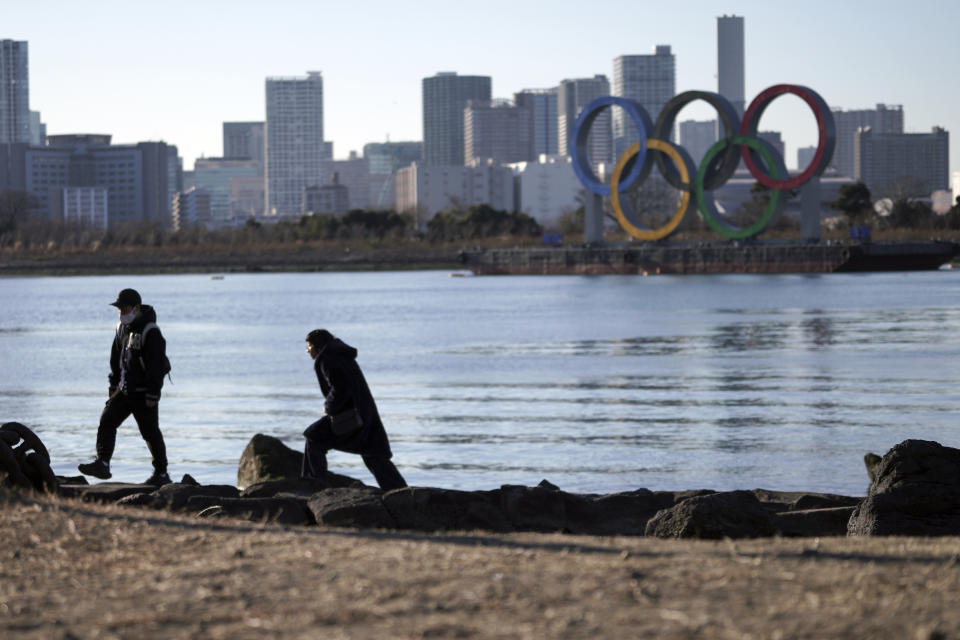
[109,305,167,401]
[313,337,392,458]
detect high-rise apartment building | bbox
[464,99,532,164]
[223,121,265,174]
[0,40,31,144]
[265,71,327,215]
[514,88,558,158]
[717,15,745,118]
[612,46,676,158]
[854,126,949,198]
[831,104,904,179]
[558,75,612,171]
[422,72,491,166]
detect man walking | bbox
[302,329,407,491]
[78,288,171,486]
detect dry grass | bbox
[2,491,959,639]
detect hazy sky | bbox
[6,0,959,177]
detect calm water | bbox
[2,269,959,495]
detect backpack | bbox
[128,322,172,381]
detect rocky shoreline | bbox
[5,429,953,540]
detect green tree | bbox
[830,182,873,225]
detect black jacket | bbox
[314,338,391,457]
[109,305,167,401]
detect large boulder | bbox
[645,490,777,539]
[848,439,960,536]
[774,506,857,537]
[237,434,303,488]
[309,487,396,529]
[241,474,366,498]
[383,487,512,533]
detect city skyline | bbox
[5,0,959,177]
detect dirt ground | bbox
[2,490,958,639]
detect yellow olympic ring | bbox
[610,139,691,242]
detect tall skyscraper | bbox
[831,104,904,179]
[0,40,31,144]
[265,71,327,215]
[558,75,611,171]
[422,72,491,166]
[612,46,676,159]
[717,15,745,117]
[464,99,532,164]
[514,88,558,158]
[223,121,265,174]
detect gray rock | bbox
[864,453,883,483]
[774,506,857,537]
[751,488,861,513]
[645,490,777,539]
[499,484,567,532]
[241,474,366,498]
[185,495,315,526]
[115,483,239,511]
[308,487,396,529]
[563,490,666,536]
[237,434,303,489]
[848,439,960,536]
[383,487,512,533]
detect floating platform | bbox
[460,241,960,276]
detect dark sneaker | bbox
[144,471,171,486]
[78,458,112,479]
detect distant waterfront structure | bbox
[193,157,260,222]
[303,174,349,215]
[395,160,512,226]
[422,72,491,167]
[171,187,212,231]
[797,146,817,171]
[0,134,180,228]
[612,46,675,158]
[506,155,581,228]
[854,126,949,198]
[831,104,904,179]
[464,99,532,165]
[514,88,558,158]
[717,15,745,118]
[319,154,370,211]
[679,119,718,165]
[62,186,108,229]
[265,71,328,215]
[363,140,423,209]
[558,75,611,170]
[223,122,264,174]
[756,131,785,164]
[953,171,960,205]
[0,40,31,144]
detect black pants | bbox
[302,416,407,491]
[97,392,167,472]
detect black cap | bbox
[110,288,142,308]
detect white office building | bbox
[265,71,328,215]
[62,186,108,229]
[507,155,581,228]
[396,160,513,226]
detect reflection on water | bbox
[1,270,959,494]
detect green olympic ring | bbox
[695,135,786,240]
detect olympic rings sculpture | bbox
[569,84,836,241]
